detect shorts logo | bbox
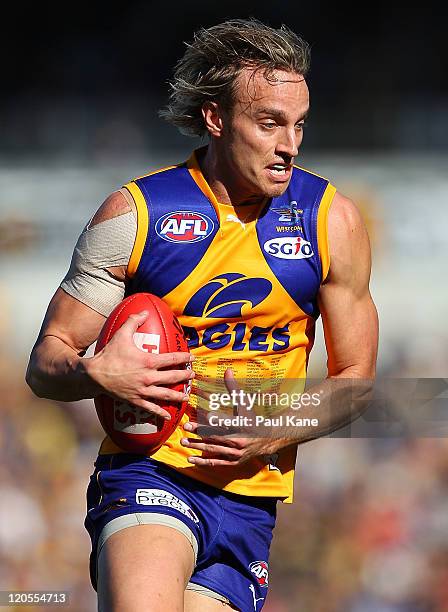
[133,332,160,354]
[135,489,199,523]
[113,401,158,434]
[249,584,264,610]
[156,211,214,243]
[249,561,269,587]
[184,273,272,318]
[263,237,313,260]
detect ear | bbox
[201,101,224,137]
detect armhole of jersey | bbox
[124,181,149,278]
[317,183,337,283]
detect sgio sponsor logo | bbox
[264,237,313,260]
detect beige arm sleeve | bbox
[60,193,137,317]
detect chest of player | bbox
[126,165,327,328]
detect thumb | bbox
[119,310,149,336]
[224,368,241,417]
[224,367,238,393]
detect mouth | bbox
[266,163,292,182]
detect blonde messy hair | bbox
[160,19,310,137]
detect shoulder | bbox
[326,192,371,285]
[328,192,369,249]
[89,190,136,228]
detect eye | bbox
[295,121,307,131]
[261,122,277,130]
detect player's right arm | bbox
[26,192,193,419]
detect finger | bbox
[191,385,212,401]
[183,418,219,434]
[183,420,198,433]
[187,456,240,467]
[118,310,149,335]
[153,369,195,386]
[181,404,209,431]
[183,408,234,434]
[181,434,236,447]
[131,398,171,420]
[180,438,243,459]
[141,385,189,404]
[224,368,243,416]
[182,422,223,437]
[153,352,195,369]
[224,367,239,393]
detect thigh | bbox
[97,523,194,612]
[184,589,238,611]
[189,493,276,612]
[85,455,204,591]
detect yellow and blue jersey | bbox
[100,147,336,502]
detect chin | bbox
[246,174,291,201]
[264,183,290,198]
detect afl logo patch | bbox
[156,211,215,243]
[249,561,269,587]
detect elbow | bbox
[25,359,46,398]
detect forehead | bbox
[233,67,309,115]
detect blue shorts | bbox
[85,454,277,612]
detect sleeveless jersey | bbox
[99,148,336,502]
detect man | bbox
[26,19,378,612]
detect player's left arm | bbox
[182,192,378,464]
[318,191,378,378]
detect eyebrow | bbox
[255,107,309,122]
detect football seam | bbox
[103,293,144,345]
[148,295,172,354]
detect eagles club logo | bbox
[182,274,289,351]
[184,273,272,318]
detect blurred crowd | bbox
[0,352,100,611]
[269,437,448,611]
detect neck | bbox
[199,145,267,208]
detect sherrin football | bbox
[94,293,191,454]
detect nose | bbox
[277,127,300,159]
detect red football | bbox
[94,293,191,454]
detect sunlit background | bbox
[1,4,447,611]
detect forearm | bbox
[26,335,99,401]
[270,374,374,452]
[184,373,375,465]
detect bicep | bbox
[318,193,378,378]
[60,190,137,317]
[35,190,137,354]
